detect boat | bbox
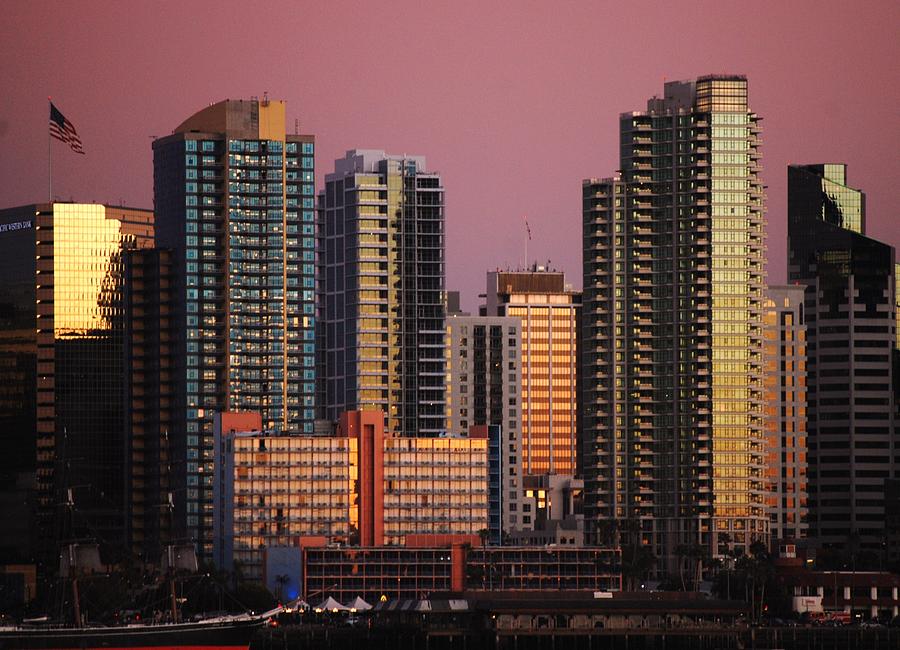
[0,477,272,649]
[0,540,273,650]
[0,613,266,650]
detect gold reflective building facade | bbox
[0,203,154,561]
[582,76,767,572]
[215,430,359,581]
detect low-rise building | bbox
[510,474,585,546]
[213,410,488,581]
[303,544,621,603]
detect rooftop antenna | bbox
[294,118,299,135]
[262,91,270,107]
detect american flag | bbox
[49,102,85,154]
[524,216,532,240]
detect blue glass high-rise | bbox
[152,99,315,558]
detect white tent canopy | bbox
[347,596,372,611]
[316,596,350,612]
[285,598,309,611]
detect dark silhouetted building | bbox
[0,203,153,565]
[763,285,809,545]
[788,163,897,556]
[124,247,175,561]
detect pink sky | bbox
[1,0,897,310]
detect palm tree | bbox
[274,574,289,603]
[231,559,245,592]
[595,519,620,547]
[717,532,735,600]
[738,541,774,621]
[477,528,490,589]
[616,517,654,591]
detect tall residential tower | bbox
[152,99,316,556]
[319,150,446,436]
[582,75,767,571]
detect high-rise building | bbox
[319,150,446,436]
[152,99,316,556]
[895,263,900,351]
[582,75,768,570]
[788,163,897,555]
[0,203,154,563]
[483,270,581,478]
[447,310,523,538]
[763,285,809,545]
[124,248,175,561]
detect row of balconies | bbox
[384,487,487,496]
[383,514,485,523]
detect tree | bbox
[621,544,655,591]
[231,559,245,592]
[477,528,490,590]
[716,533,736,601]
[674,543,708,592]
[595,519,620,547]
[274,574,289,603]
[737,541,774,621]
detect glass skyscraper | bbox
[582,75,768,572]
[0,203,154,564]
[152,99,316,556]
[319,150,446,436]
[788,163,897,555]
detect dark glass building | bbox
[125,247,175,561]
[788,164,897,556]
[152,99,316,557]
[0,203,154,565]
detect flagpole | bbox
[48,97,52,203]
[524,215,529,271]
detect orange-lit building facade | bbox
[763,285,808,545]
[213,410,488,580]
[483,270,580,476]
